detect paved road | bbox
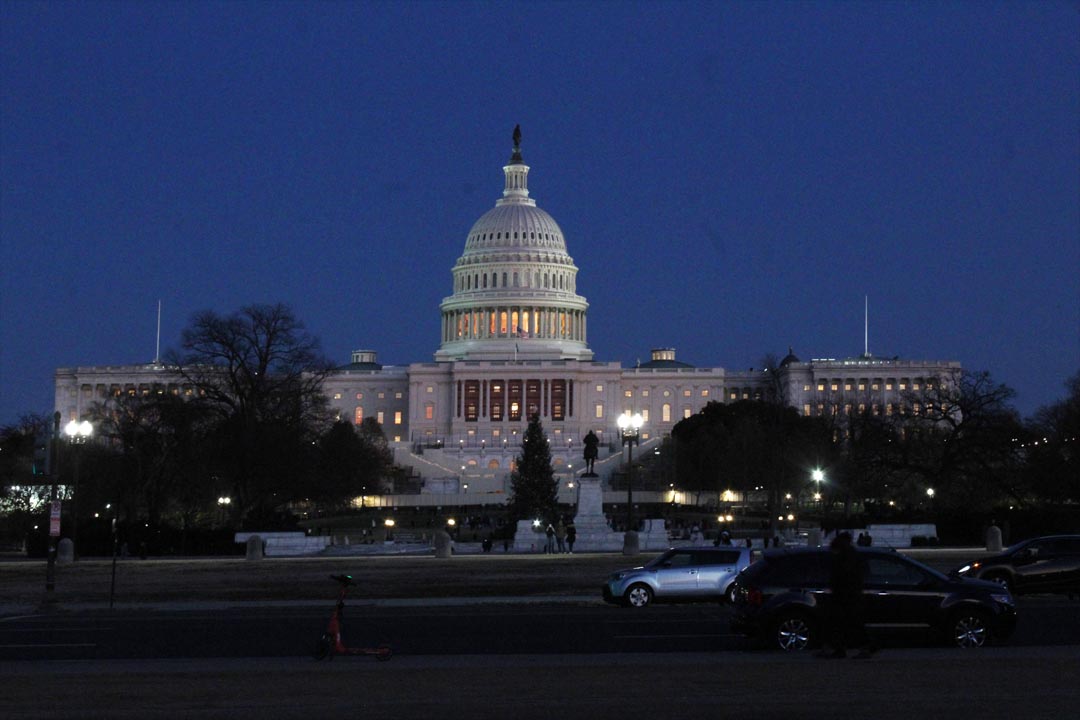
[2,596,1079,661]
[4,648,1079,720]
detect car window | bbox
[694,551,740,565]
[1058,538,1080,554]
[865,556,927,587]
[663,553,695,568]
[760,553,830,586]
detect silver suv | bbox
[603,546,753,608]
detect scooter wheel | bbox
[313,633,334,661]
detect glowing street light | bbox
[64,419,93,560]
[617,413,644,534]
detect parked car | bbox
[602,546,753,608]
[730,546,1016,651]
[952,535,1080,596]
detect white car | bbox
[602,546,753,608]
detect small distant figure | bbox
[556,520,567,553]
[583,430,599,475]
[482,535,493,553]
[719,530,732,546]
[857,531,873,547]
[566,521,577,553]
[544,522,556,554]
[745,537,753,549]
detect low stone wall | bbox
[234,532,331,557]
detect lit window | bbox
[858,383,866,391]
[596,385,603,393]
[333,393,342,400]
[642,409,649,422]
[845,383,852,391]
[804,384,811,392]
[831,383,838,392]
[378,392,385,399]
[730,392,737,400]
[899,383,907,391]
[642,389,649,397]
[394,411,402,425]
[803,404,811,416]
[355,407,363,424]
[683,390,691,397]
[817,383,825,392]
[664,390,671,397]
[662,403,671,422]
[683,408,692,419]
[425,404,434,420]
[377,411,385,424]
[872,383,880,391]
[595,404,604,419]
[701,389,708,397]
[395,392,402,399]
[913,382,921,391]
[426,386,433,393]
[885,383,893,391]
[624,390,632,398]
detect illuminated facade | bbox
[54,132,961,495]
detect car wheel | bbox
[625,583,653,608]
[774,612,816,652]
[950,609,992,648]
[723,583,737,604]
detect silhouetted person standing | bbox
[820,531,874,658]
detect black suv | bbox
[952,535,1080,596]
[730,546,1016,651]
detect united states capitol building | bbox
[54,129,960,505]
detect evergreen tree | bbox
[508,415,558,522]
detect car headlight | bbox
[957,564,971,574]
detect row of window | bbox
[79,383,198,399]
[352,408,405,425]
[333,391,404,401]
[457,267,574,292]
[805,378,936,393]
[803,402,942,418]
[470,230,560,244]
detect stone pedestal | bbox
[986,524,1003,552]
[245,535,263,560]
[433,530,453,558]
[512,519,544,552]
[569,477,669,552]
[57,537,74,564]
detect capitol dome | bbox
[435,127,592,362]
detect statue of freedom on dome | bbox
[513,124,521,148]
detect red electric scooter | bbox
[314,574,393,661]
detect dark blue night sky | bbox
[2,1,1077,423]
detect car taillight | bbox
[746,588,764,607]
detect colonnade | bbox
[442,306,587,343]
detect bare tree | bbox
[165,303,335,525]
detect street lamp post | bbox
[64,419,93,560]
[617,413,643,533]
